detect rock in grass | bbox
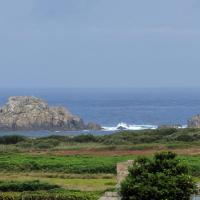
[0,96,100,131]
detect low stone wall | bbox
[117,160,134,185]
[99,192,121,200]
[99,160,134,200]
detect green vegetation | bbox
[0,154,134,174]
[120,152,197,200]
[0,172,116,191]
[0,190,101,200]
[99,128,200,145]
[1,128,200,151]
[0,153,200,177]
[1,129,200,199]
[0,180,60,192]
[0,135,26,144]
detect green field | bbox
[0,153,135,174]
[0,153,200,176]
[1,129,200,199]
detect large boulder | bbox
[188,114,200,128]
[0,96,100,131]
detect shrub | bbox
[43,135,71,142]
[175,134,195,142]
[0,180,60,192]
[17,138,60,149]
[120,152,197,200]
[34,139,60,149]
[72,134,97,143]
[0,135,26,144]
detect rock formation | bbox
[86,122,102,130]
[188,114,200,128]
[0,96,101,131]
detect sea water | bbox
[0,88,200,136]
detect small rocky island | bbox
[0,96,101,131]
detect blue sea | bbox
[0,88,200,136]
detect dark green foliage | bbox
[175,134,195,142]
[99,128,200,144]
[16,134,98,149]
[72,134,97,143]
[120,152,197,200]
[43,135,70,141]
[3,128,200,149]
[0,135,26,144]
[99,128,177,145]
[0,180,60,192]
[0,190,100,200]
[17,138,61,149]
[42,134,97,143]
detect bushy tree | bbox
[120,152,197,200]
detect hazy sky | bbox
[0,0,200,88]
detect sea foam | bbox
[102,122,158,131]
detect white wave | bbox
[102,122,158,131]
[179,124,187,129]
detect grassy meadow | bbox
[1,128,200,199]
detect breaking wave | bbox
[102,122,158,131]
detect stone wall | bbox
[117,160,134,185]
[99,160,134,200]
[99,192,121,200]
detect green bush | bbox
[0,180,60,192]
[17,138,60,149]
[175,134,195,142]
[0,135,26,144]
[42,135,71,142]
[34,139,60,149]
[120,152,197,200]
[72,134,97,143]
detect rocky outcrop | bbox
[86,122,102,130]
[188,114,200,128]
[0,96,101,131]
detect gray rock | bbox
[0,96,88,131]
[86,122,102,130]
[188,114,200,128]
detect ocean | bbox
[0,88,200,136]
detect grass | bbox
[3,129,200,153]
[178,155,200,177]
[2,129,200,198]
[1,153,200,177]
[0,180,60,192]
[0,172,116,191]
[0,190,101,200]
[0,153,135,174]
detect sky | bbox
[0,0,200,88]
